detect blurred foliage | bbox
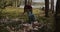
[0,28,9,32]
[0,0,21,8]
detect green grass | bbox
[1,7,44,18]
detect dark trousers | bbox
[28,12,35,24]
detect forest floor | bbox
[0,7,55,32]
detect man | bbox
[23,3,35,24]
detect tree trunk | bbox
[51,0,54,13]
[25,0,27,5]
[15,0,18,7]
[55,0,60,32]
[45,0,49,17]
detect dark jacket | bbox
[24,5,32,13]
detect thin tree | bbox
[51,0,54,13]
[25,0,27,5]
[17,0,22,7]
[15,0,17,7]
[45,0,49,17]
